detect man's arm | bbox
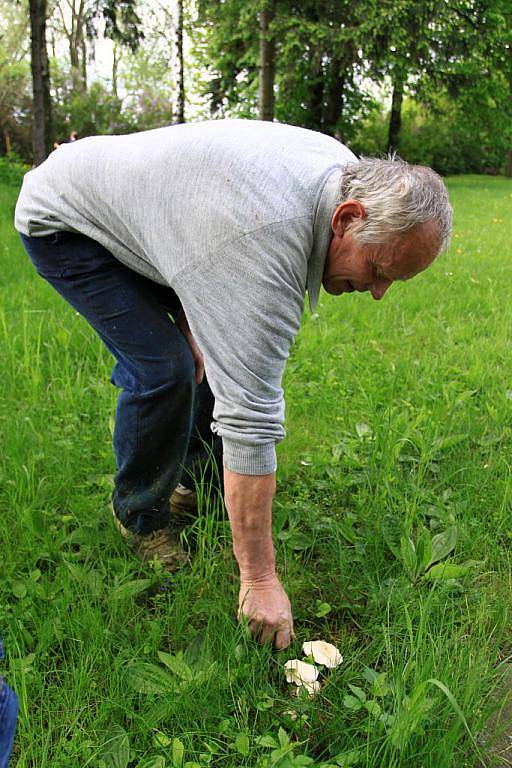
[224,468,294,649]
[175,311,294,648]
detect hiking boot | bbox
[112,507,189,571]
[170,483,198,523]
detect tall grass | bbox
[1,174,511,767]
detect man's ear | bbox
[331,199,366,236]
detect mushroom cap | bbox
[295,679,321,697]
[284,659,319,685]
[302,640,343,669]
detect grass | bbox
[1,166,511,767]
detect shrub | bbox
[0,154,28,186]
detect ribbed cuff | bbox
[222,438,276,475]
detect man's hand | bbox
[224,469,294,650]
[176,309,204,384]
[239,573,294,649]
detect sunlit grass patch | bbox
[1,174,511,766]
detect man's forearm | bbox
[223,467,294,648]
[223,468,276,579]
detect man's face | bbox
[322,201,439,300]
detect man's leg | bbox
[149,284,223,497]
[20,231,203,535]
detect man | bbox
[15,119,452,650]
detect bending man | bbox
[15,119,452,649]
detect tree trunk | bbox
[29,0,52,166]
[322,57,345,137]
[67,0,87,94]
[3,128,12,155]
[175,0,185,123]
[112,44,119,100]
[258,0,276,121]
[506,36,512,176]
[306,71,324,132]
[506,149,512,178]
[69,40,83,92]
[387,75,404,154]
[81,37,87,93]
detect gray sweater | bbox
[15,119,357,474]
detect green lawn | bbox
[1,169,511,768]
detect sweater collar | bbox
[307,168,344,312]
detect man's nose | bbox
[370,279,392,300]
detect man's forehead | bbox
[374,225,439,281]
[381,256,425,281]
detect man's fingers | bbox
[247,618,274,645]
[258,623,278,646]
[274,627,292,650]
[246,617,293,649]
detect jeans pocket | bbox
[20,231,75,280]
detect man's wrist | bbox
[239,566,277,584]
[233,530,275,578]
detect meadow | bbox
[1,166,511,767]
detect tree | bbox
[0,1,31,155]
[175,0,185,123]
[195,0,379,138]
[193,0,258,117]
[29,0,52,164]
[54,0,88,93]
[258,0,276,121]
[366,0,512,157]
[51,0,142,95]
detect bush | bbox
[0,154,29,186]
[350,88,512,176]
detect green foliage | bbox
[2,0,511,171]
[58,81,128,137]
[100,0,144,53]
[120,46,177,130]
[50,35,179,141]
[191,0,259,118]
[382,515,482,583]
[194,0,511,170]
[351,86,512,175]
[0,155,28,186]
[2,176,512,765]
[194,0,380,135]
[0,21,32,158]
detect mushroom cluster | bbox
[284,640,343,697]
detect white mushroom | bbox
[302,640,343,669]
[295,680,321,698]
[284,659,319,686]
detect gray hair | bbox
[337,156,453,252]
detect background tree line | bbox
[1,0,510,174]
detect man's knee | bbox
[111,351,196,394]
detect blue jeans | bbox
[20,231,222,534]
[0,640,18,768]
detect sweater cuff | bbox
[222,438,276,475]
